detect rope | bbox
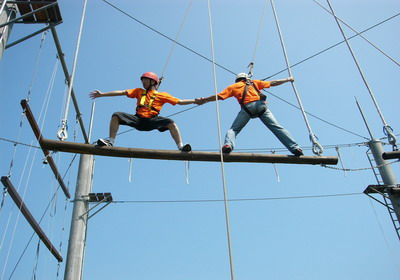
[1,142,37,280]
[31,240,41,280]
[57,0,88,141]
[2,54,59,278]
[1,32,49,214]
[270,0,323,155]
[207,1,234,279]
[313,0,400,67]
[262,12,400,80]
[325,0,397,150]
[265,90,369,140]
[335,147,347,176]
[110,192,362,204]
[5,157,76,279]
[101,0,235,76]
[158,0,193,89]
[247,0,268,78]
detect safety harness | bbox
[136,90,160,114]
[240,79,267,118]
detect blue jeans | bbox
[224,101,300,153]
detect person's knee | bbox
[166,122,177,130]
[111,114,121,123]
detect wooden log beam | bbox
[39,138,338,165]
[21,100,71,198]
[1,176,63,262]
[382,151,400,160]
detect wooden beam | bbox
[39,138,338,165]
[382,151,400,160]
[1,176,63,262]
[21,100,71,198]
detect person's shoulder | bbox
[127,88,144,97]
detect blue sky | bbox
[1,0,400,279]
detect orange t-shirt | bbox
[217,80,271,105]
[126,88,180,118]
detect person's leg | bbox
[224,108,251,150]
[167,122,181,146]
[166,122,191,151]
[109,114,120,140]
[259,109,301,154]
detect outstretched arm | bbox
[177,99,197,105]
[89,90,128,99]
[270,77,294,87]
[194,95,223,105]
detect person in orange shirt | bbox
[195,73,303,156]
[89,72,195,151]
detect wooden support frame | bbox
[21,100,70,198]
[39,138,338,165]
[1,176,63,262]
[382,151,400,160]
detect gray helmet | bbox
[235,72,248,82]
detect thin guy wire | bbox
[207,1,235,279]
[313,0,400,67]
[110,192,362,204]
[325,0,396,147]
[7,32,48,178]
[7,157,77,279]
[101,0,236,75]
[100,1,396,141]
[262,12,400,80]
[159,0,193,81]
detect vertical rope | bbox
[57,0,88,141]
[249,0,268,77]
[270,0,324,155]
[158,0,193,88]
[207,1,235,279]
[325,0,397,150]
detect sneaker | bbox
[180,143,192,152]
[222,144,232,154]
[97,138,113,147]
[293,148,303,156]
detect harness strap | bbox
[240,79,264,105]
[137,90,160,113]
[240,79,266,118]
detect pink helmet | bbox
[140,72,159,84]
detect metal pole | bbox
[0,3,17,59]
[64,154,94,280]
[368,139,400,221]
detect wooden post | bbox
[1,176,63,262]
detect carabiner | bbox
[310,133,324,155]
[57,120,68,141]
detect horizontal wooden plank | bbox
[39,138,338,165]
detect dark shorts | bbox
[112,112,174,132]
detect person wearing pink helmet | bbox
[90,72,195,151]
